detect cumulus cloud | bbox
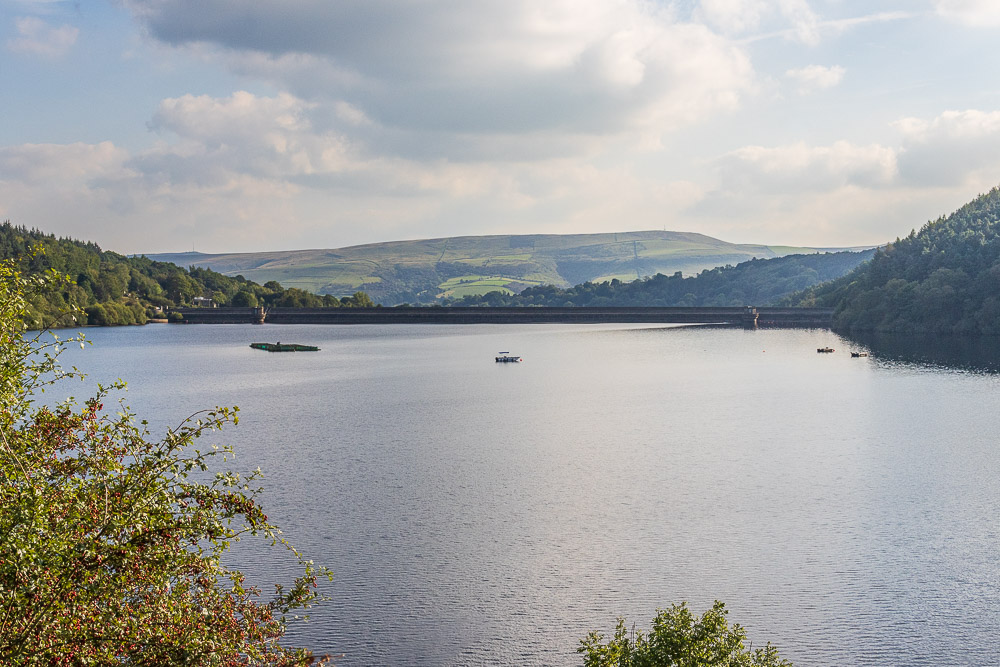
[687,107,1000,244]
[0,135,313,251]
[0,142,128,184]
[693,139,896,241]
[934,0,1000,27]
[144,91,350,180]
[6,16,78,57]
[706,108,1000,202]
[894,109,1000,140]
[121,0,756,156]
[716,140,898,193]
[785,64,845,94]
[893,109,1000,186]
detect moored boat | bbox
[817,347,835,353]
[250,342,320,352]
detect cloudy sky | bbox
[2,0,1000,253]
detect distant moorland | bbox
[148,231,862,305]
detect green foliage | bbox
[341,291,375,308]
[232,290,260,308]
[801,185,1000,333]
[452,251,873,308]
[580,601,791,667]
[0,260,332,665]
[0,222,374,328]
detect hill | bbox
[452,249,874,307]
[148,231,862,305]
[0,223,373,329]
[799,186,1000,333]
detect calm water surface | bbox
[62,323,1000,666]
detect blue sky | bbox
[3,0,1000,253]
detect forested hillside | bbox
[451,249,873,307]
[0,223,374,328]
[799,186,1000,333]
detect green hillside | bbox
[0,223,373,329]
[800,185,1000,333]
[453,249,874,307]
[149,231,858,305]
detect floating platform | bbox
[250,342,320,352]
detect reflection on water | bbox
[843,330,1000,373]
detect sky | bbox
[3,1,1000,254]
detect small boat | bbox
[250,342,320,352]
[851,352,869,358]
[495,351,522,363]
[817,347,835,353]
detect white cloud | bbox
[934,0,1000,27]
[785,64,845,94]
[6,16,78,57]
[687,107,1000,245]
[145,91,347,178]
[707,109,1000,200]
[777,0,820,45]
[0,136,312,252]
[892,109,1000,186]
[122,0,756,154]
[894,109,1000,141]
[0,142,128,184]
[717,140,898,192]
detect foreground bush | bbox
[0,260,331,665]
[580,601,791,667]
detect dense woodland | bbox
[0,223,375,328]
[450,249,874,307]
[798,186,1000,333]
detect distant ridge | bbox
[147,231,866,305]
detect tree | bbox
[163,270,200,304]
[0,260,332,665]
[579,601,791,667]
[231,289,260,308]
[343,291,374,308]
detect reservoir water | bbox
[61,323,1000,666]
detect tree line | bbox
[448,250,873,308]
[0,222,376,329]
[798,185,1000,333]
